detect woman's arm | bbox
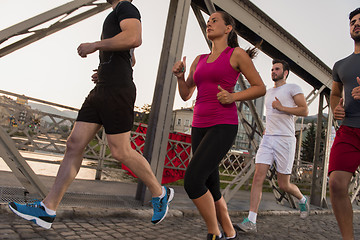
[231,48,266,101]
[172,56,200,101]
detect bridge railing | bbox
[0,90,316,193]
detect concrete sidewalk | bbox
[0,151,360,216]
[1,169,360,240]
[1,169,355,218]
[0,151,312,217]
[1,161,360,239]
[3,150,357,216]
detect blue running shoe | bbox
[8,201,55,229]
[151,186,174,224]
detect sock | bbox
[219,232,222,238]
[226,233,236,239]
[158,186,166,199]
[299,196,307,204]
[248,211,257,223]
[41,202,56,215]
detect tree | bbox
[300,120,326,163]
[134,104,151,124]
[301,121,316,163]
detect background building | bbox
[233,80,265,151]
[170,107,193,134]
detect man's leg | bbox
[329,170,354,240]
[8,121,101,229]
[106,131,162,197]
[276,173,303,199]
[106,131,174,224]
[249,163,270,213]
[43,122,101,210]
[277,172,309,218]
[235,163,269,233]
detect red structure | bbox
[123,124,191,184]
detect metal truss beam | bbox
[191,4,212,49]
[223,158,255,202]
[192,0,332,91]
[296,86,327,165]
[0,126,47,198]
[0,0,110,58]
[305,85,326,106]
[350,168,360,204]
[136,0,191,204]
[203,0,216,14]
[321,96,333,208]
[236,75,265,151]
[310,92,328,207]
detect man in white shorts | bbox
[235,59,310,233]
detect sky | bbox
[0,0,359,115]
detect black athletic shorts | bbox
[76,83,136,134]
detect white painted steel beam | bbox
[192,0,332,91]
[203,0,216,14]
[136,0,191,203]
[0,0,110,57]
[0,127,48,198]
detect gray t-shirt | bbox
[332,53,360,128]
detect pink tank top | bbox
[192,47,240,128]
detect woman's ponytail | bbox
[218,11,260,59]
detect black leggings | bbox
[184,124,238,201]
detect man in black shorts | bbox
[8,0,174,229]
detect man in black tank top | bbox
[8,0,174,230]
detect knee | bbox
[66,136,84,153]
[252,172,266,186]
[329,176,348,195]
[277,181,290,192]
[111,148,132,164]
[215,198,228,212]
[184,171,202,198]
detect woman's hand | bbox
[217,85,235,104]
[173,56,186,78]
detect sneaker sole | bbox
[152,187,174,225]
[8,204,52,229]
[167,187,175,203]
[234,223,257,233]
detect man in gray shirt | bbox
[328,7,360,240]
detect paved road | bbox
[1,168,360,239]
[1,210,359,239]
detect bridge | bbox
[0,0,359,211]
